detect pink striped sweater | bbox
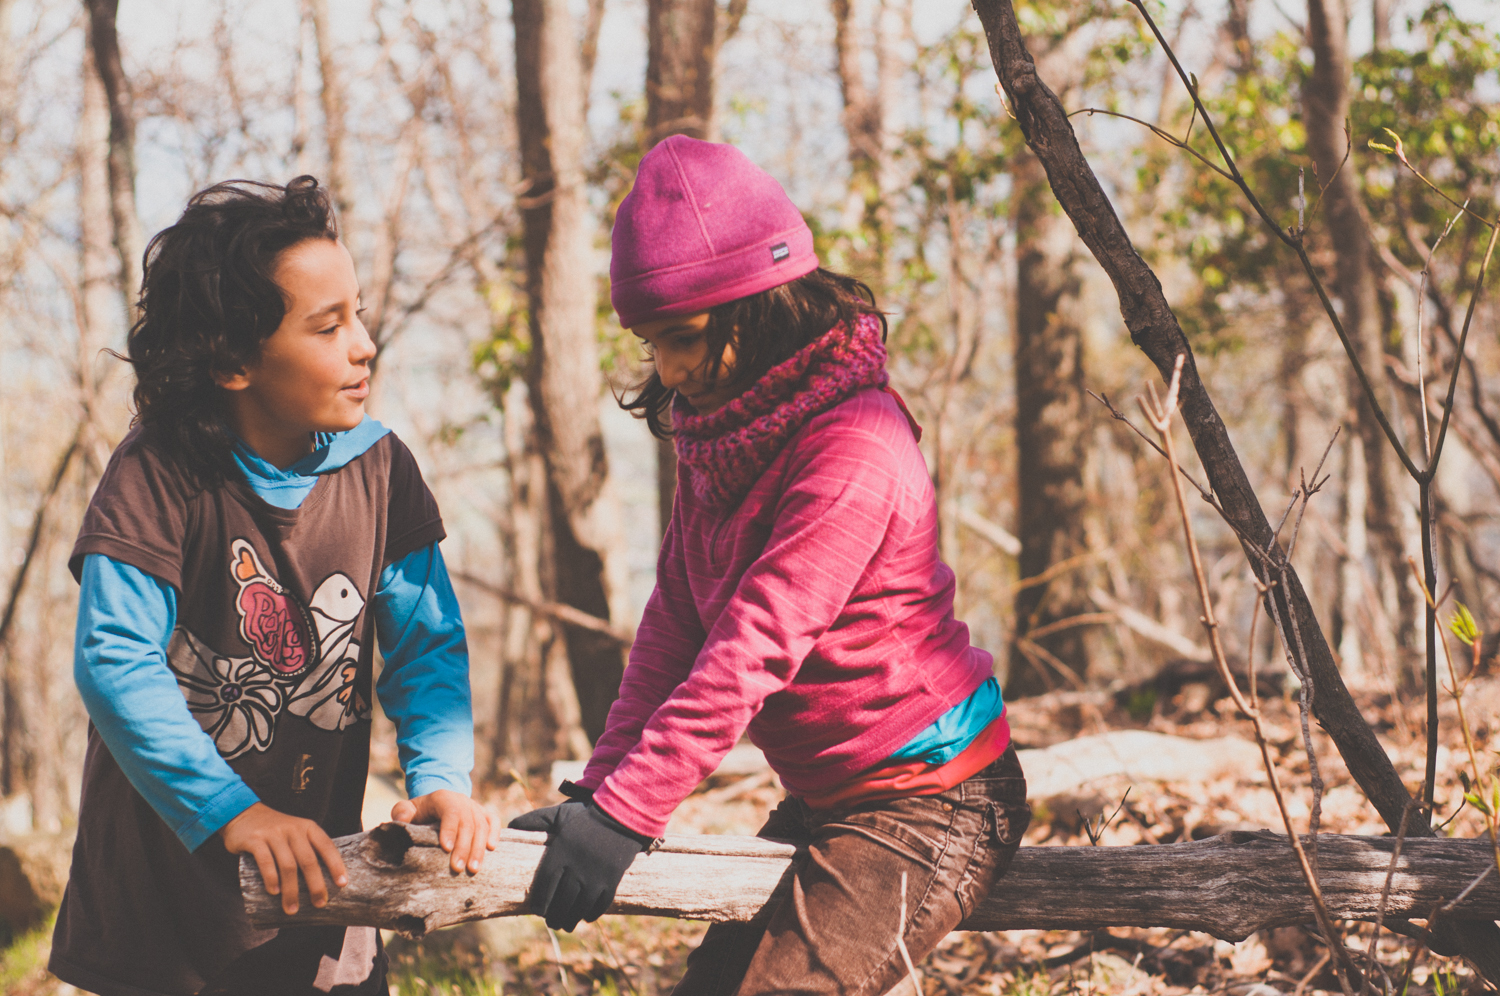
[580,386,993,837]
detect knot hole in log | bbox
[366,822,417,868]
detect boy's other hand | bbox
[219,802,348,916]
[391,789,499,875]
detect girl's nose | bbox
[656,353,688,391]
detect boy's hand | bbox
[391,789,499,874]
[219,802,348,916]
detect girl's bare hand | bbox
[219,802,348,915]
[391,789,500,874]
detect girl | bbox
[510,136,1029,996]
[52,177,496,996]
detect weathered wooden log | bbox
[243,824,1500,942]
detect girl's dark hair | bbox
[620,268,887,439]
[127,175,338,486]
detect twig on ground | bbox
[546,927,572,996]
[593,923,640,996]
[896,872,922,995]
[1080,788,1132,846]
[1295,951,1334,996]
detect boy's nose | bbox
[350,317,377,364]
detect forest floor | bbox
[3,674,1497,996]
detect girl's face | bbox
[633,310,738,414]
[217,238,375,468]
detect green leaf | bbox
[1450,603,1481,646]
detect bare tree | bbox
[646,0,717,145]
[82,0,144,321]
[1006,146,1091,697]
[830,0,898,285]
[307,0,353,222]
[1304,0,1418,682]
[513,0,632,744]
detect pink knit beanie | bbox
[610,135,819,329]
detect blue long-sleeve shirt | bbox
[74,418,473,851]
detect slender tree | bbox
[514,0,632,744]
[82,0,143,321]
[645,0,717,145]
[1006,145,1091,697]
[1304,0,1418,682]
[307,0,353,222]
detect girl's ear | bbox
[213,367,251,392]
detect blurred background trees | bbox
[0,0,1497,833]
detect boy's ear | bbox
[213,367,251,392]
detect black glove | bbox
[508,800,654,931]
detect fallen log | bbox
[243,824,1500,942]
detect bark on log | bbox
[244,824,1500,943]
[967,1,1500,975]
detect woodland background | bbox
[0,0,1499,992]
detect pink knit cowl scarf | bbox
[673,313,888,510]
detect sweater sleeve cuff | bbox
[178,781,260,853]
[591,782,667,839]
[407,772,472,800]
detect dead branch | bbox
[243,824,1500,943]
[450,570,633,645]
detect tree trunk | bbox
[643,0,719,539]
[830,0,897,289]
[1372,0,1392,50]
[1005,156,1090,697]
[1222,0,1253,74]
[645,0,716,145]
[513,0,631,744]
[82,0,143,322]
[1304,0,1418,685]
[307,0,353,223]
[966,0,1500,978]
[244,825,1500,943]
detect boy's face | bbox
[218,238,375,468]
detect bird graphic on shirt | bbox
[285,570,369,732]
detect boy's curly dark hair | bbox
[620,268,887,439]
[127,175,338,486]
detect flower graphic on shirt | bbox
[229,539,318,677]
[286,571,369,731]
[167,629,282,759]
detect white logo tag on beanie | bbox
[770,242,790,262]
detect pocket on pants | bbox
[952,796,1031,920]
[834,794,955,867]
